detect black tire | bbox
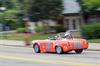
[56,46,63,54]
[34,44,40,53]
[75,49,83,54]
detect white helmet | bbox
[64,31,71,37]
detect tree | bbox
[0,9,23,29]
[27,0,64,21]
[17,0,32,15]
[81,0,100,14]
[0,0,25,29]
[0,0,13,9]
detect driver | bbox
[64,31,72,39]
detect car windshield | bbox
[48,32,72,40]
[57,32,66,38]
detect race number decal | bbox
[46,40,52,51]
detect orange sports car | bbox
[32,32,88,54]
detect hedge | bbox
[81,23,100,39]
[16,28,27,33]
[50,25,66,33]
[35,25,66,33]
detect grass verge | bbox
[0,33,56,41]
[0,32,99,43]
[88,39,100,43]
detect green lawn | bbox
[88,39,100,43]
[0,32,100,43]
[0,33,56,41]
[0,32,80,41]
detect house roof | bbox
[63,0,81,14]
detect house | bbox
[85,7,100,23]
[37,0,84,30]
[25,0,85,32]
[62,0,84,30]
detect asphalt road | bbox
[0,46,100,66]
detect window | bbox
[65,19,69,29]
[72,19,76,29]
[78,18,82,26]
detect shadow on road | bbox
[34,52,78,55]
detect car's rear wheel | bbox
[75,49,83,54]
[56,46,63,54]
[34,44,40,53]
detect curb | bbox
[0,44,32,48]
[0,44,26,47]
[87,49,100,51]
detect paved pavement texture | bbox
[0,45,100,66]
[88,43,100,51]
[0,40,25,47]
[0,40,100,50]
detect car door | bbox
[46,40,53,52]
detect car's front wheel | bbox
[56,46,63,54]
[75,49,83,54]
[34,44,40,53]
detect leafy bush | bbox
[81,23,100,39]
[16,28,27,33]
[0,9,25,30]
[35,25,66,33]
[50,25,66,33]
[35,26,45,33]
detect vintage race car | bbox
[32,32,88,54]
